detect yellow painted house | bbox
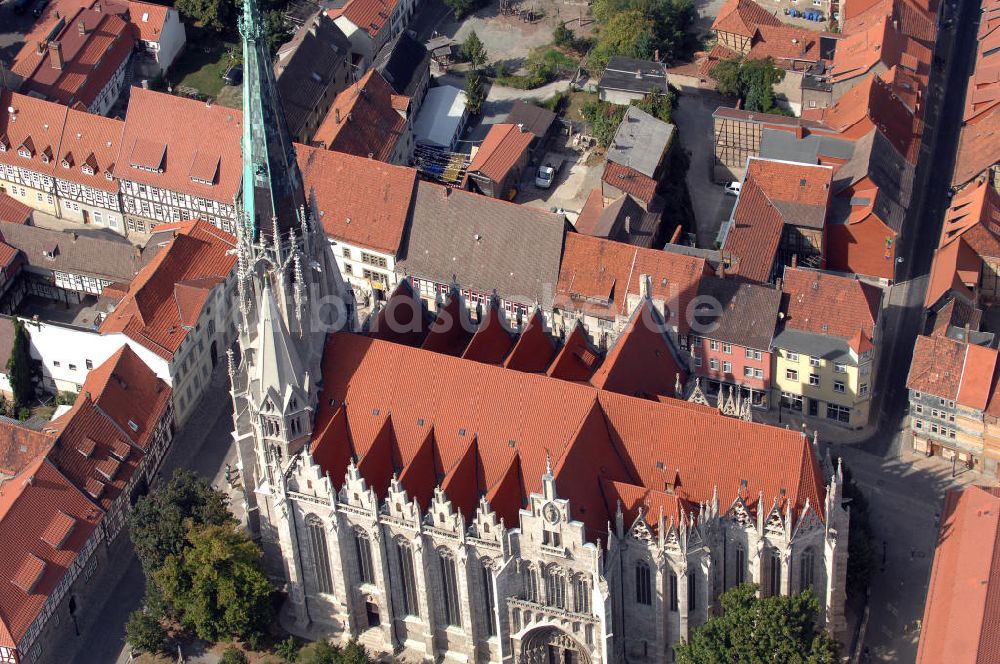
[772,267,883,429]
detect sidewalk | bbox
[753,407,877,446]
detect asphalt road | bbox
[860,0,979,458]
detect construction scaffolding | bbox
[413,144,470,186]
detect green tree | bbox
[275,636,300,662]
[710,57,787,114]
[581,100,629,147]
[128,468,232,574]
[553,21,575,49]
[153,523,274,642]
[124,610,166,654]
[633,87,677,123]
[7,318,39,410]
[339,641,372,664]
[587,10,656,72]
[675,585,839,664]
[459,30,488,71]
[222,646,250,664]
[590,0,696,62]
[265,10,292,55]
[297,640,341,664]
[464,70,486,115]
[175,0,234,32]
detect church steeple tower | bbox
[239,0,306,242]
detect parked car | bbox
[724,181,742,196]
[536,165,556,189]
[222,65,243,86]
[31,0,49,17]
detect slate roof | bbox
[395,183,567,306]
[917,486,1000,664]
[373,31,430,98]
[0,222,146,284]
[694,275,781,350]
[312,69,408,161]
[274,12,352,139]
[607,107,675,179]
[599,56,669,95]
[309,331,828,539]
[296,144,416,254]
[504,102,557,139]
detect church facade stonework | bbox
[225,0,850,660]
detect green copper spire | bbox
[239,0,306,241]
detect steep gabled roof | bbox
[918,486,1000,664]
[720,177,784,284]
[462,300,515,365]
[369,279,430,346]
[312,69,407,162]
[503,309,558,373]
[780,266,882,342]
[467,124,534,184]
[712,0,781,37]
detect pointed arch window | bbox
[481,559,496,636]
[768,550,781,597]
[635,561,652,605]
[545,566,566,609]
[524,563,540,603]
[735,544,746,587]
[354,529,374,585]
[396,539,418,617]
[439,550,461,627]
[305,514,333,594]
[573,573,591,614]
[799,547,815,592]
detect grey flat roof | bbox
[607,107,675,178]
[760,128,855,164]
[395,183,567,305]
[772,328,854,365]
[599,56,668,94]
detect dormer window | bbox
[17,147,31,159]
[40,147,52,164]
[62,159,72,169]
[83,153,98,176]
[82,163,95,175]
[0,139,7,152]
[105,170,114,181]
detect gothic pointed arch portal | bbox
[520,627,592,664]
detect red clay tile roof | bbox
[831,15,931,87]
[0,453,102,648]
[328,0,395,37]
[312,69,408,162]
[907,334,998,409]
[547,322,602,383]
[954,105,1000,188]
[721,177,783,283]
[712,0,781,37]
[462,300,515,365]
[602,161,658,205]
[78,345,171,452]
[554,233,709,333]
[917,485,1000,664]
[467,124,534,184]
[0,91,67,179]
[503,308,558,373]
[574,187,605,235]
[421,291,474,357]
[926,182,1000,307]
[745,157,833,227]
[129,1,170,42]
[296,143,416,254]
[0,422,54,478]
[369,279,430,346]
[115,89,244,203]
[746,25,822,67]
[0,194,32,226]
[99,220,236,360]
[811,73,922,162]
[309,331,828,539]
[781,266,882,341]
[13,2,136,110]
[589,299,686,398]
[56,107,125,194]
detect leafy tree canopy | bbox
[464,70,486,115]
[582,88,677,146]
[124,610,166,654]
[445,0,484,19]
[590,0,696,63]
[176,0,234,32]
[221,646,250,664]
[588,10,656,72]
[296,639,375,664]
[128,469,232,575]
[675,585,839,664]
[153,523,273,642]
[710,56,787,114]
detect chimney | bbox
[335,108,341,124]
[71,232,78,241]
[635,69,642,79]
[78,20,87,35]
[965,322,972,342]
[639,273,650,299]
[49,41,64,70]
[654,49,660,62]
[36,41,45,56]
[517,123,524,133]
[718,259,726,279]
[94,2,101,11]
[624,215,631,235]
[791,254,798,268]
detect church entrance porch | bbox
[520,627,592,664]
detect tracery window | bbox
[305,514,333,594]
[354,530,374,584]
